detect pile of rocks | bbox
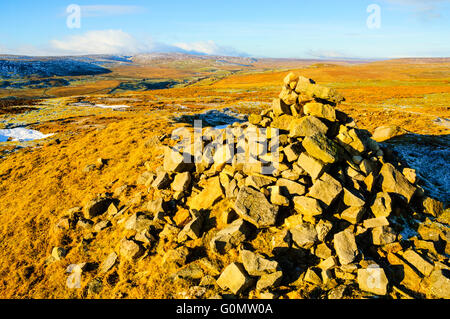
[54,74,449,299]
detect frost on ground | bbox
[382,134,450,206]
[174,108,247,127]
[0,127,54,142]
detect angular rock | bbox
[120,238,144,261]
[336,126,368,154]
[283,143,302,162]
[402,249,434,277]
[216,263,253,295]
[290,223,318,249]
[427,269,450,299]
[178,216,204,241]
[297,152,327,180]
[240,249,279,276]
[422,197,444,218]
[269,186,289,206]
[211,219,253,254]
[294,76,344,104]
[151,171,172,190]
[164,147,193,173]
[316,219,333,242]
[304,267,322,286]
[302,133,342,164]
[189,176,223,211]
[372,226,396,246]
[171,172,191,192]
[100,252,118,273]
[372,125,408,142]
[380,163,416,202]
[340,206,365,224]
[234,187,279,227]
[308,173,343,206]
[162,247,189,268]
[256,271,283,291]
[334,229,358,265]
[276,178,306,197]
[245,174,275,189]
[363,217,389,229]
[343,188,365,207]
[84,197,113,219]
[51,247,67,261]
[303,102,336,121]
[370,192,392,218]
[272,98,291,116]
[357,265,389,295]
[288,116,328,138]
[293,196,323,217]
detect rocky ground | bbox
[48,74,449,299]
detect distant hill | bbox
[0,57,113,79]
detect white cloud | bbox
[50,30,153,55]
[173,40,246,56]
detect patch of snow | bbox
[382,134,450,205]
[0,128,54,142]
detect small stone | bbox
[340,206,365,224]
[211,219,253,254]
[100,252,118,273]
[276,178,307,197]
[363,217,389,229]
[216,263,253,295]
[51,247,67,260]
[293,196,323,217]
[402,249,434,277]
[256,271,283,291]
[245,174,275,189]
[372,125,408,142]
[304,267,322,286]
[357,265,389,295]
[297,152,327,180]
[427,269,450,299]
[303,102,336,121]
[162,247,189,268]
[173,208,191,227]
[283,144,302,162]
[380,163,416,202]
[171,172,191,192]
[316,219,333,242]
[164,147,193,173]
[189,176,223,212]
[372,226,396,246]
[137,171,155,186]
[119,238,144,261]
[84,197,113,218]
[422,197,444,217]
[240,249,279,276]
[334,229,358,265]
[235,186,279,228]
[269,186,290,206]
[288,116,328,138]
[315,243,333,259]
[151,171,172,190]
[308,173,343,207]
[370,192,393,218]
[94,220,111,232]
[290,223,318,249]
[302,133,342,164]
[272,98,291,116]
[318,256,338,270]
[343,188,365,207]
[178,216,204,241]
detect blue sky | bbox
[0,0,449,58]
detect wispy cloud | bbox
[384,0,449,20]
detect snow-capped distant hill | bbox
[0,58,112,79]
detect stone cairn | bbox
[55,73,449,299]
